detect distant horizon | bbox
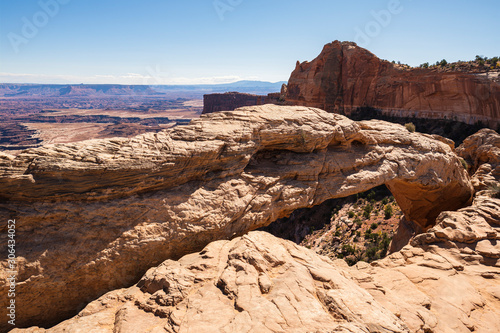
[1,0,498,85]
[0,79,288,87]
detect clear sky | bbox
[0,0,499,85]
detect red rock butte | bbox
[285,41,500,128]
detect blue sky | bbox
[0,0,499,84]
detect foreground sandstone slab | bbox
[0,105,472,330]
[16,197,500,333]
[10,231,412,333]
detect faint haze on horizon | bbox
[0,0,499,85]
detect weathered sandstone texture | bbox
[457,128,500,191]
[0,105,473,330]
[17,193,500,333]
[286,41,500,127]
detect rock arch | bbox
[0,105,472,329]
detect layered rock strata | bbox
[286,41,500,128]
[0,105,472,330]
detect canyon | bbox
[0,104,477,331]
[1,42,500,333]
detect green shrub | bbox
[348,211,355,218]
[384,205,393,219]
[366,247,378,260]
[370,222,378,230]
[342,244,356,256]
[405,122,416,133]
[363,204,373,219]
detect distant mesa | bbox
[0,81,286,98]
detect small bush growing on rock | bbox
[342,244,356,256]
[366,247,378,260]
[405,122,416,133]
[384,205,393,219]
[348,211,355,218]
[370,222,378,230]
[363,204,373,219]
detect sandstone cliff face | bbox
[286,41,500,128]
[0,105,472,330]
[16,191,500,333]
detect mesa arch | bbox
[0,105,473,329]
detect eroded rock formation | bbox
[286,41,500,128]
[457,128,500,191]
[0,105,473,330]
[16,192,500,332]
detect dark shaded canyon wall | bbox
[286,41,500,128]
[203,92,282,114]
